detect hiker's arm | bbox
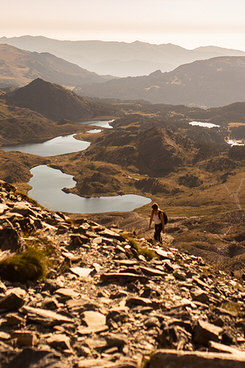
[149,211,153,229]
[160,212,165,233]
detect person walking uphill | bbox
[149,203,165,243]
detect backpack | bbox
[158,210,168,225]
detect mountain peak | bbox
[149,69,163,77]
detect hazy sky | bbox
[1,0,245,50]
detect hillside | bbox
[0,99,88,146]
[0,180,245,367]
[1,35,245,77]
[0,44,110,88]
[77,56,245,107]
[2,78,116,121]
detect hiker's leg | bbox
[155,224,162,241]
[154,225,158,241]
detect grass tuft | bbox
[0,247,48,283]
[122,233,158,260]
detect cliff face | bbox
[0,180,245,367]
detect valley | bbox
[0,35,245,367]
[0,78,244,278]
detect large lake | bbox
[28,165,151,213]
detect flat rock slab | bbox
[98,229,123,240]
[82,311,106,328]
[6,347,63,368]
[47,334,72,351]
[193,320,223,346]
[209,341,245,355]
[78,311,108,334]
[78,358,137,368]
[140,266,166,277]
[0,331,11,340]
[149,349,245,368]
[0,204,8,215]
[77,359,118,368]
[0,292,25,311]
[22,306,73,326]
[126,297,153,307]
[155,248,175,260]
[55,288,80,299]
[101,273,147,283]
[70,267,93,278]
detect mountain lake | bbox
[2,119,151,213]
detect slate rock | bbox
[47,334,72,352]
[0,226,22,252]
[22,306,73,326]
[70,267,93,278]
[149,349,245,368]
[0,292,25,311]
[193,320,223,346]
[6,348,63,368]
[11,330,38,347]
[79,311,108,334]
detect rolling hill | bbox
[76,56,245,107]
[1,78,116,121]
[0,44,110,88]
[1,35,245,77]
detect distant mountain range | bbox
[77,56,245,107]
[0,44,111,88]
[1,35,245,77]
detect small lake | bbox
[78,119,114,129]
[189,121,220,128]
[2,119,114,156]
[28,165,151,213]
[2,134,90,157]
[227,139,245,146]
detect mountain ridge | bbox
[76,56,245,107]
[1,35,245,77]
[0,44,111,88]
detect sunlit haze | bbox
[1,0,245,50]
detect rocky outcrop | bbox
[0,180,244,367]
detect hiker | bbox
[149,203,165,242]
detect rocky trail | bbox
[0,181,245,367]
[224,176,245,211]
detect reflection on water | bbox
[28,165,151,214]
[2,119,114,156]
[2,134,90,157]
[189,121,220,128]
[87,129,102,134]
[78,119,114,129]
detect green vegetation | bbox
[220,301,242,315]
[122,233,158,260]
[0,247,48,282]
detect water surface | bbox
[189,121,220,128]
[28,165,151,213]
[2,134,90,157]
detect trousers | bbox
[154,223,162,242]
